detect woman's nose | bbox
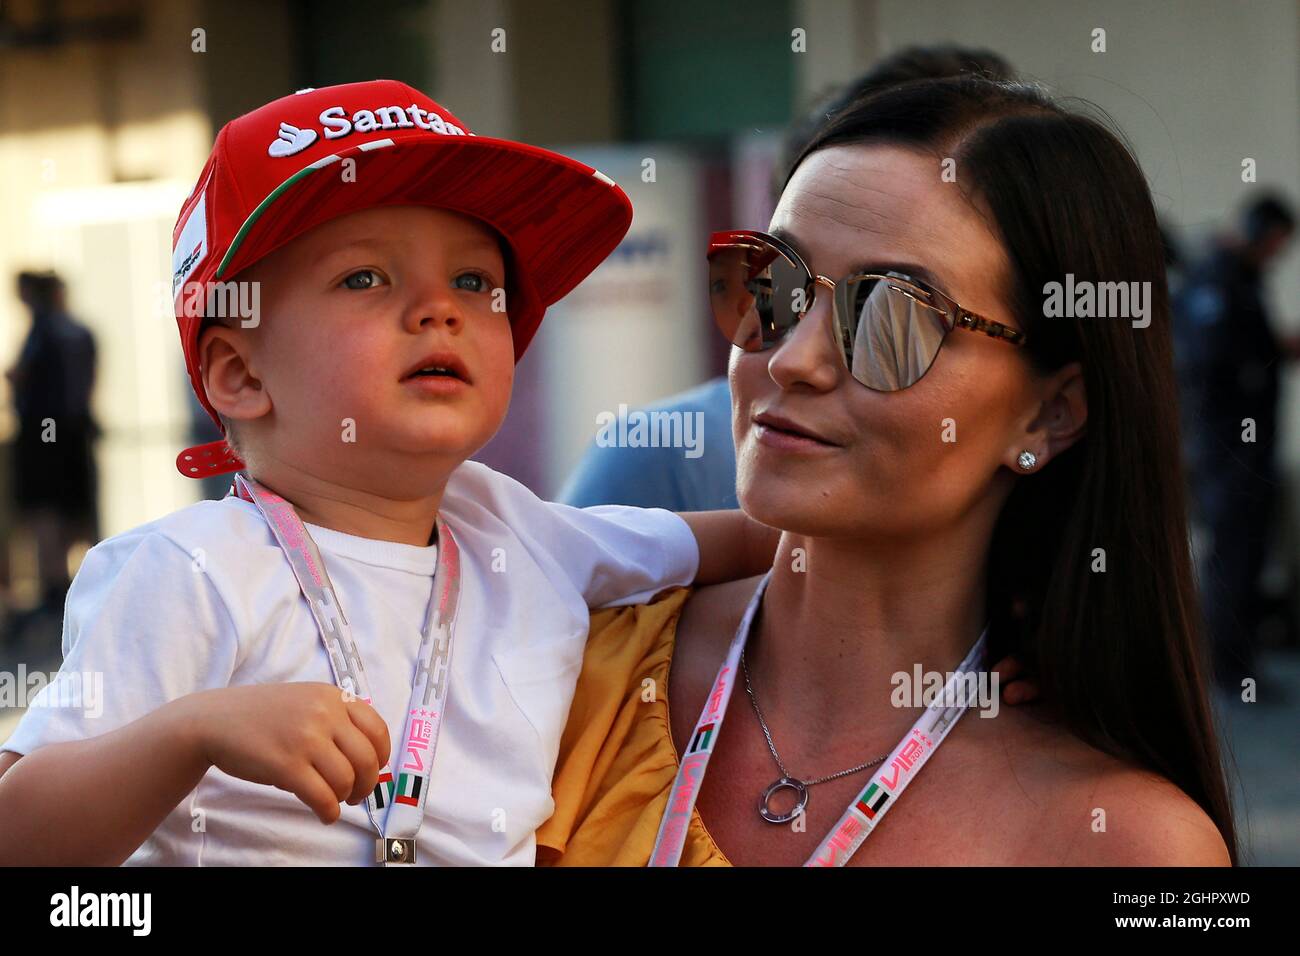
[766,286,841,391]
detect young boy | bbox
[0,80,774,866]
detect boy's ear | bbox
[199,322,271,423]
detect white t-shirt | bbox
[2,460,699,866]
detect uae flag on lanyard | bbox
[688,723,716,754]
[395,773,423,807]
[855,781,890,820]
[373,771,394,809]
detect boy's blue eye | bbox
[342,270,382,290]
[453,272,490,293]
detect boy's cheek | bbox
[478,330,516,400]
[469,364,515,442]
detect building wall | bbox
[0,0,297,547]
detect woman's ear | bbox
[199,322,271,423]
[1011,361,1087,470]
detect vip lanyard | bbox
[231,474,461,865]
[649,570,988,867]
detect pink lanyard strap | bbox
[231,474,461,865]
[649,571,988,867]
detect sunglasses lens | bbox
[837,277,951,390]
[708,239,805,352]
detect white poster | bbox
[535,145,709,492]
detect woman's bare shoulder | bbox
[1072,763,1232,866]
[676,575,765,657]
[957,704,1231,866]
[668,575,766,748]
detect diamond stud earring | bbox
[1017,450,1038,471]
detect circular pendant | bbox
[759,776,809,824]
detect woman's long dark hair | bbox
[791,76,1236,860]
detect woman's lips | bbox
[754,422,839,452]
[752,412,842,453]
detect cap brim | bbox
[211,132,632,357]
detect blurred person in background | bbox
[559,45,1014,512]
[1174,194,1297,694]
[1160,220,1187,298]
[5,271,99,625]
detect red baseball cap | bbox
[173,79,632,479]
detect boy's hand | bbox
[677,511,781,585]
[992,655,1039,705]
[177,683,391,824]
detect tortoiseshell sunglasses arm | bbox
[954,310,1027,346]
[883,273,1028,347]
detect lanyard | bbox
[649,570,988,867]
[231,473,461,865]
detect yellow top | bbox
[536,587,731,866]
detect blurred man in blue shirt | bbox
[559,377,735,510]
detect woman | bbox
[536,76,1235,866]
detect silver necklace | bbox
[741,647,890,824]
